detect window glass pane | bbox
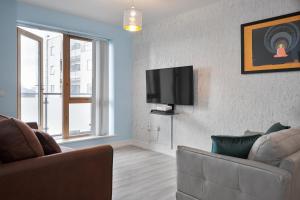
[44,95,62,135]
[20,35,40,123]
[38,29,63,136]
[70,39,93,97]
[69,103,92,135]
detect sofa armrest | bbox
[0,145,113,200]
[177,146,291,200]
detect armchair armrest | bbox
[177,146,291,200]
[280,150,300,200]
[0,145,113,200]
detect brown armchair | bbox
[0,145,113,200]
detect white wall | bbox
[132,0,300,154]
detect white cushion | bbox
[248,128,300,166]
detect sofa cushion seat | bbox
[248,128,300,166]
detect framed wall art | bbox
[241,12,300,74]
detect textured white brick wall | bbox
[132,0,300,154]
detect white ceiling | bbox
[18,0,219,26]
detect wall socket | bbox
[147,120,151,131]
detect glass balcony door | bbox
[18,26,97,139]
[17,28,43,127]
[18,27,63,137]
[63,35,93,138]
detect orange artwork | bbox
[241,12,300,74]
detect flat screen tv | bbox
[146,66,194,105]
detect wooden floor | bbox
[113,146,176,200]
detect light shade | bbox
[123,6,142,32]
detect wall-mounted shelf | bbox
[150,109,176,116]
[150,109,177,149]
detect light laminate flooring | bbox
[113,146,176,200]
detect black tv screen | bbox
[146,66,194,105]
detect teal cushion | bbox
[211,135,261,159]
[266,123,290,134]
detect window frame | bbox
[63,35,94,139]
[17,26,97,139]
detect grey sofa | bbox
[176,128,300,200]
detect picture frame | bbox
[241,12,300,74]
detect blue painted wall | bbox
[0,0,17,117]
[0,1,133,146]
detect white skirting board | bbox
[110,140,134,149]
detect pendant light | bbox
[123,1,142,32]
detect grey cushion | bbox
[248,128,300,166]
[244,130,264,136]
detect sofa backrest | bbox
[248,128,300,166]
